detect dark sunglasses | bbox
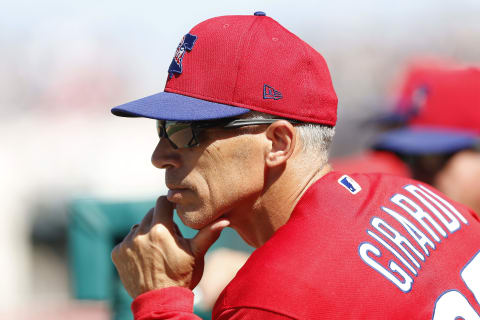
[156,118,299,149]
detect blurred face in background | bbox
[399,153,455,186]
[434,150,480,214]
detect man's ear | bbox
[265,120,297,167]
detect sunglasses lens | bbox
[157,121,196,148]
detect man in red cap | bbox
[370,63,480,210]
[110,13,480,319]
[333,59,480,214]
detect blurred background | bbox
[1,0,480,319]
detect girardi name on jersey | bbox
[358,184,469,293]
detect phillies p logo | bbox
[168,33,197,78]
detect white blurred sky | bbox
[2,0,480,115]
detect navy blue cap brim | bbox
[111,91,250,121]
[372,127,479,155]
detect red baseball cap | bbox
[111,12,338,125]
[373,66,480,154]
[373,58,460,125]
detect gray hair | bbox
[239,111,335,166]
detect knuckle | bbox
[151,224,170,240]
[132,234,144,247]
[111,244,122,262]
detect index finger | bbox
[135,208,154,235]
[151,196,175,229]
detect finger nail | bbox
[215,220,230,229]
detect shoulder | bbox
[214,171,480,319]
[213,240,312,319]
[311,170,448,208]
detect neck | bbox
[230,161,332,248]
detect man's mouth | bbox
[166,188,188,202]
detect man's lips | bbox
[166,188,189,202]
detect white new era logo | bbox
[338,175,362,195]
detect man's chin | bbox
[174,206,206,230]
[175,205,227,231]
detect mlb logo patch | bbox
[338,175,362,195]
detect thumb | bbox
[190,219,230,258]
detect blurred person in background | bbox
[435,150,480,214]
[333,60,480,213]
[331,58,459,178]
[371,64,480,213]
[109,13,480,319]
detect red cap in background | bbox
[372,61,480,155]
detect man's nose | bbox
[151,139,180,169]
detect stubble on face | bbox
[165,131,266,230]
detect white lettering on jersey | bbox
[391,193,445,242]
[433,290,480,320]
[359,241,414,293]
[462,251,480,304]
[433,251,480,319]
[405,185,468,232]
[382,206,436,256]
[367,229,417,275]
[372,217,424,268]
[359,184,471,293]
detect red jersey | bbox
[132,171,480,319]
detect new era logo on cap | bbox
[263,84,283,100]
[338,175,362,195]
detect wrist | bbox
[132,286,195,317]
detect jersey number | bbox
[433,251,480,320]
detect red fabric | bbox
[331,151,411,177]
[164,15,337,126]
[132,172,480,319]
[132,287,199,320]
[133,289,293,320]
